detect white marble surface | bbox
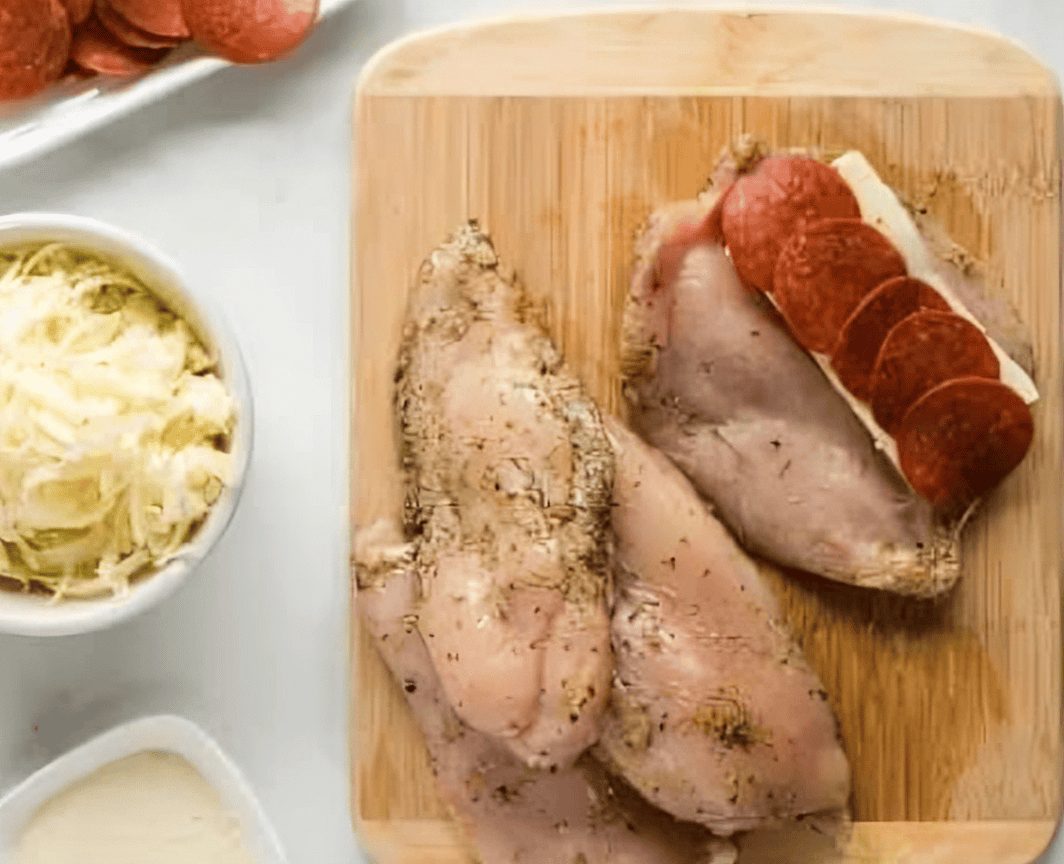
[0,2,1060,863]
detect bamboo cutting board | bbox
[351,10,1064,863]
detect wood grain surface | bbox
[350,9,1064,862]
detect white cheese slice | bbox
[762,292,904,468]
[832,150,1038,406]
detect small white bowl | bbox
[0,714,287,863]
[0,213,253,637]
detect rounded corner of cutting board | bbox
[353,6,1062,99]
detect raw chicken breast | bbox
[355,520,738,864]
[621,190,959,596]
[395,222,614,770]
[907,205,1035,378]
[597,419,851,834]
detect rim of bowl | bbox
[0,213,254,637]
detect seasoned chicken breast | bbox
[598,419,851,835]
[394,223,614,770]
[355,520,737,864]
[621,187,958,596]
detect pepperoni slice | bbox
[61,0,93,24]
[96,1,185,49]
[830,276,951,401]
[897,377,1033,511]
[772,217,907,353]
[0,0,71,102]
[71,17,170,76]
[109,0,189,38]
[870,310,999,435]
[720,154,861,294]
[60,56,96,80]
[181,0,319,64]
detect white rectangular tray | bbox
[0,0,361,174]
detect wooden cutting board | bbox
[350,10,1064,863]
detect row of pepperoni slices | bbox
[708,153,1033,514]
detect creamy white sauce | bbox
[15,752,255,864]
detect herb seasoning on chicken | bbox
[356,518,737,864]
[393,222,614,771]
[597,420,851,834]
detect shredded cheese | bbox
[0,243,236,600]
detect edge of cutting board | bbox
[351,7,1064,863]
[354,818,1061,864]
[355,5,1061,98]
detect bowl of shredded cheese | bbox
[0,213,252,636]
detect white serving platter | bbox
[0,0,362,174]
[0,714,288,863]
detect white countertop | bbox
[0,1,1060,863]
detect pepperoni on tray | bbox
[181,0,320,64]
[772,217,907,353]
[830,276,951,401]
[869,310,999,436]
[71,17,170,77]
[720,154,861,294]
[110,0,189,38]
[896,377,1033,512]
[0,0,71,102]
[96,1,187,49]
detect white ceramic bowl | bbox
[0,714,287,863]
[0,213,253,637]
